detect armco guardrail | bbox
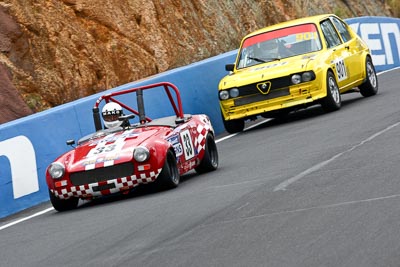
[0,16,399,218]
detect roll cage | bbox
[92,82,185,131]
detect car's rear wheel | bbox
[222,116,245,134]
[156,149,180,189]
[359,56,378,97]
[321,71,341,112]
[195,133,218,174]
[49,190,79,212]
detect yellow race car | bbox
[219,14,378,133]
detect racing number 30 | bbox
[180,129,195,160]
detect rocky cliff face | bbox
[0,0,394,123]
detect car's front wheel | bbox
[195,133,219,174]
[359,56,378,97]
[156,149,180,189]
[321,71,341,112]
[270,109,291,123]
[222,116,245,134]
[49,190,79,212]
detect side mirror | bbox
[119,114,135,121]
[225,64,235,72]
[119,114,136,128]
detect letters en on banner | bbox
[347,16,400,72]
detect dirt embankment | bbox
[0,0,394,124]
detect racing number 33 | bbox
[180,129,195,160]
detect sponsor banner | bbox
[346,16,400,72]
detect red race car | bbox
[46,82,219,211]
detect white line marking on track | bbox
[273,121,400,192]
[378,66,400,75]
[0,68,392,230]
[0,207,54,231]
[215,118,272,143]
[0,119,272,231]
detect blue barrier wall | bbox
[346,16,400,72]
[0,50,237,218]
[0,16,399,218]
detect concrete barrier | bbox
[0,16,399,218]
[346,16,400,72]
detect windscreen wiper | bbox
[248,56,266,63]
[265,57,281,61]
[248,56,280,63]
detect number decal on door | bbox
[335,58,348,81]
[180,129,195,160]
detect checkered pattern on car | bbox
[193,115,212,153]
[52,168,161,199]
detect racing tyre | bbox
[49,190,79,212]
[321,71,341,112]
[271,109,291,123]
[359,57,378,97]
[223,117,245,134]
[157,149,180,189]
[195,133,219,174]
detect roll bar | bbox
[93,82,185,131]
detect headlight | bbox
[133,146,150,162]
[229,88,239,98]
[302,71,314,82]
[219,90,229,100]
[291,74,301,84]
[291,71,315,84]
[48,162,65,179]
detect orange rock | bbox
[0,0,394,123]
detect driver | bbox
[258,39,279,58]
[102,102,123,129]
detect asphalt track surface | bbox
[1,68,400,267]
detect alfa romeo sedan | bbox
[219,14,378,133]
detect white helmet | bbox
[102,102,123,129]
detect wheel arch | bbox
[319,67,335,98]
[144,138,174,169]
[362,53,373,80]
